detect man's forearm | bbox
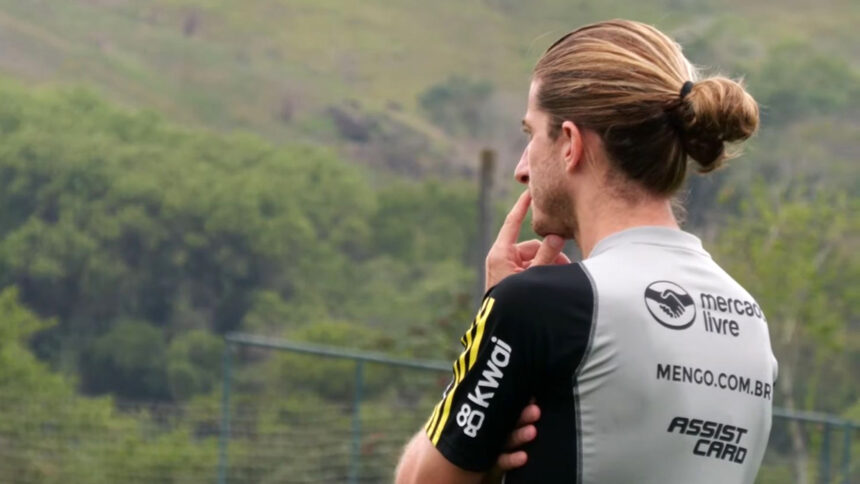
[394,430,504,484]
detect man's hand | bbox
[485,190,570,291]
[481,401,541,484]
[396,402,542,484]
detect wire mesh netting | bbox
[758,413,859,484]
[217,346,450,483]
[0,360,447,483]
[0,399,219,483]
[1,339,857,483]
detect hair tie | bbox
[680,81,694,100]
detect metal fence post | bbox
[842,423,852,484]
[217,342,234,484]
[348,360,365,484]
[822,422,832,484]
[476,149,495,307]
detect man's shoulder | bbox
[488,263,596,372]
[490,263,594,311]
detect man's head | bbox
[516,19,759,240]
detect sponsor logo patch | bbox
[667,416,750,464]
[456,336,512,437]
[656,363,772,400]
[644,281,696,330]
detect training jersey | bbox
[424,226,778,483]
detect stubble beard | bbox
[531,181,578,240]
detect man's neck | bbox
[574,196,679,259]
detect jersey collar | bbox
[588,226,708,259]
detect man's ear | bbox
[560,120,584,173]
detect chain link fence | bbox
[760,409,858,484]
[216,333,450,484]
[217,333,860,484]
[0,333,856,483]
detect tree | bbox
[750,42,860,126]
[419,76,495,138]
[712,182,858,483]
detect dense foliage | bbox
[0,81,476,402]
[0,0,856,481]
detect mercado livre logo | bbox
[644,280,696,330]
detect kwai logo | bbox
[644,281,696,330]
[456,336,512,438]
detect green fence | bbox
[2,333,855,483]
[216,333,450,484]
[216,332,860,484]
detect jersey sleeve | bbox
[423,264,595,472]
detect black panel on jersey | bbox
[425,263,595,478]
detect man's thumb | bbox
[533,235,565,266]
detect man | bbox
[396,19,777,483]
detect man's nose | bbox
[514,154,529,185]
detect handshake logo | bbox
[644,281,696,330]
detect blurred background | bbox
[0,0,856,483]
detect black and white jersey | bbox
[424,227,778,483]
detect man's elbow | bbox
[394,432,422,484]
[394,456,415,484]
[395,467,415,484]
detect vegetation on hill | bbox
[0,0,857,177]
[0,0,856,481]
[0,72,855,480]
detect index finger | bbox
[495,190,531,245]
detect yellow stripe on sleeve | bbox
[427,359,457,437]
[425,401,442,433]
[427,346,462,438]
[469,298,494,368]
[430,369,462,444]
[429,297,496,445]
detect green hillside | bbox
[0,0,857,176]
[0,2,857,481]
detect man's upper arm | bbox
[421,276,546,473]
[402,263,594,481]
